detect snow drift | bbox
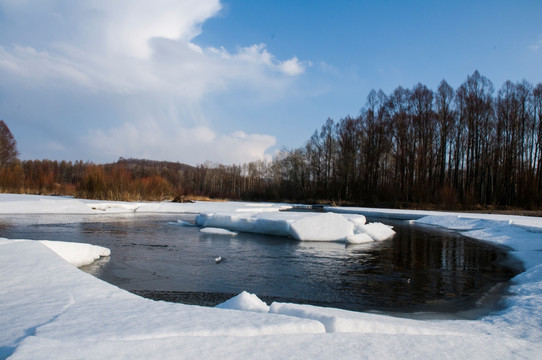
[215,291,270,313]
[40,240,111,267]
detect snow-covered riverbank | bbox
[1,194,541,359]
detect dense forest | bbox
[1,71,542,209]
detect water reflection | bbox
[340,221,517,312]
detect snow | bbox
[195,211,296,237]
[39,240,111,267]
[0,194,93,214]
[345,233,374,244]
[216,291,270,313]
[0,193,292,215]
[0,238,324,359]
[1,194,542,358]
[355,222,397,241]
[289,213,354,241]
[269,302,462,335]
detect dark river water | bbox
[0,213,520,319]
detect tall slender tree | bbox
[0,120,19,169]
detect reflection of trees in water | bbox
[78,221,131,238]
[344,223,515,309]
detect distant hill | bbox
[114,157,195,174]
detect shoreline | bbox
[77,214,520,320]
[2,194,542,358]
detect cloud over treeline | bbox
[0,0,306,164]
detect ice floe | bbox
[200,227,238,236]
[196,211,392,242]
[168,220,197,226]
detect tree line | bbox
[1,71,542,208]
[0,156,267,202]
[273,71,542,208]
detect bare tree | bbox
[335,116,362,200]
[0,120,19,169]
[435,80,455,187]
[410,83,436,202]
[456,71,494,205]
[388,86,413,202]
[360,90,391,203]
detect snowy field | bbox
[1,194,542,359]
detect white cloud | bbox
[213,44,308,76]
[46,141,68,152]
[236,44,274,66]
[0,0,305,164]
[85,121,276,165]
[278,57,307,76]
[530,35,542,51]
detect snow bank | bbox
[128,200,291,214]
[269,302,461,335]
[416,215,542,252]
[0,238,325,359]
[216,291,270,313]
[0,194,93,214]
[0,194,292,215]
[39,240,111,267]
[87,202,140,212]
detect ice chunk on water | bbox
[345,233,374,244]
[347,215,367,227]
[356,222,395,241]
[289,213,354,241]
[195,212,295,237]
[216,291,270,313]
[200,227,238,236]
[196,211,390,242]
[168,220,196,227]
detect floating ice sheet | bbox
[200,227,238,236]
[195,211,392,242]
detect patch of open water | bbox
[0,213,520,319]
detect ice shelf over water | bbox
[39,240,111,267]
[1,194,542,358]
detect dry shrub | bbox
[436,184,459,210]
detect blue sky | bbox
[1,0,541,165]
